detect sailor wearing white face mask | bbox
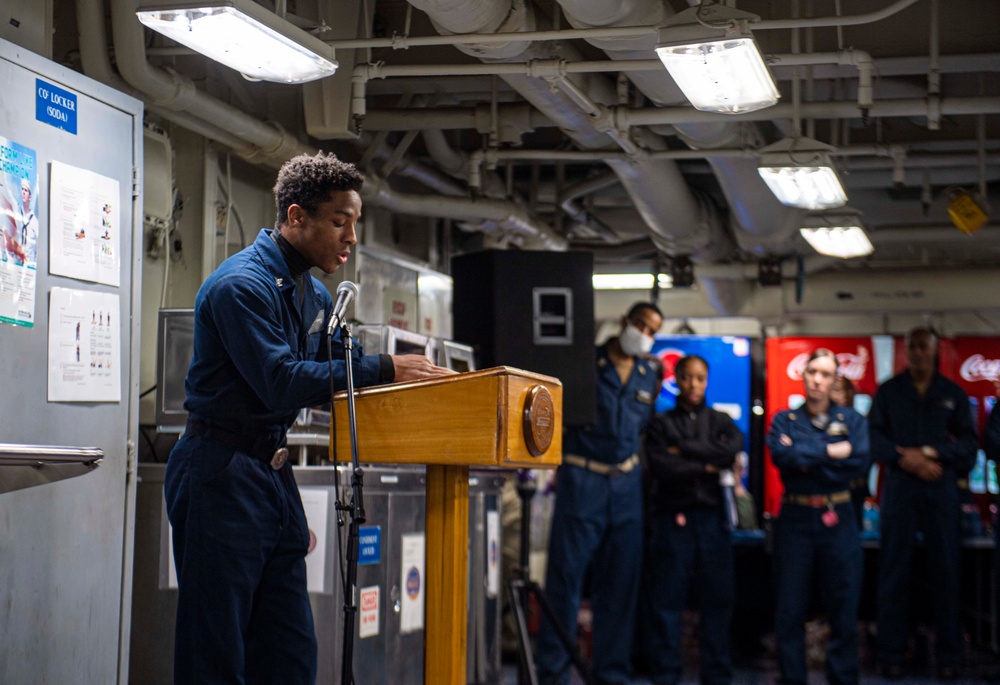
[536,302,663,685]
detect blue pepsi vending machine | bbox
[650,335,753,458]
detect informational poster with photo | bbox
[49,160,120,287]
[47,287,121,402]
[0,136,39,327]
[399,533,425,634]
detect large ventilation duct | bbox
[553,0,806,253]
[406,0,724,260]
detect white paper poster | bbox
[48,160,120,287]
[0,136,39,327]
[47,287,120,402]
[359,586,380,638]
[486,510,500,598]
[300,488,330,594]
[400,533,425,634]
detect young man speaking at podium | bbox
[164,153,451,685]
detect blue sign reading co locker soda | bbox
[35,78,78,134]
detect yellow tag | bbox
[948,192,988,235]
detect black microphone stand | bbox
[336,322,365,685]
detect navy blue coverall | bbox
[869,371,977,669]
[767,405,870,685]
[164,229,387,685]
[644,404,743,685]
[536,344,659,685]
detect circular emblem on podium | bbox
[522,385,555,457]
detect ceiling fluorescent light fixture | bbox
[655,4,779,114]
[799,210,873,258]
[800,226,873,258]
[758,137,849,210]
[592,274,673,290]
[136,0,338,84]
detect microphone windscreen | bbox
[338,280,359,298]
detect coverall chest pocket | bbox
[303,330,322,361]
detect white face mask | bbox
[619,323,654,357]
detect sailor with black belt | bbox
[536,302,663,685]
[767,348,870,685]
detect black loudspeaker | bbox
[452,250,595,426]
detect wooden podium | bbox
[328,366,563,684]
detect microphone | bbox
[327,280,359,336]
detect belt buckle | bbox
[270,447,289,470]
[807,495,825,507]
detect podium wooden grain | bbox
[328,366,563,684]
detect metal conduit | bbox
[621,97,1000,127]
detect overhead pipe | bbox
[619,96,1000,127]
[588,237,658,260]
[357,51,1000,121]
[359,92,1000,133]
[421,129,507,197]
[356,51,1000,87]
[361,175,567,249]
[869,225,1000,245]
[833,168,1000,190]
[927,0,941,130]
[361,136,469,196]
[558,172,621,244]
[753,0,920,30]
[355,50,876,116]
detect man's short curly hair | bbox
[273,152,364,228]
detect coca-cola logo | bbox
[786,346,869,381]
[960,354,1000,382]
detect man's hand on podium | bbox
[391,354,456,381]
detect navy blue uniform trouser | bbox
[164,434,317,685]
[876,475,962,667]
[536,465,644,685]
[646,507,734,685]
[774,501,862,685]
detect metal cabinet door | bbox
[384,484,426,685]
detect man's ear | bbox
[286,204,305,228]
